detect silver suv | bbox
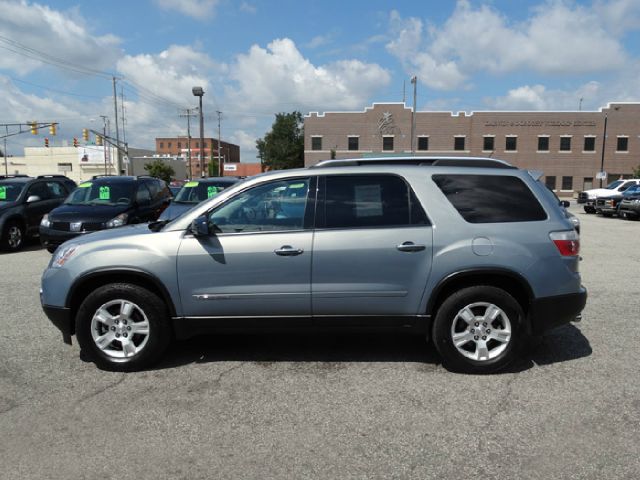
[41,157,587,373]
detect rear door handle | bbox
[396,241,426,252]
[274,245,304,256]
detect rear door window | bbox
[433,174,546,223]
[321,175,428,229]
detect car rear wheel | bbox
[1,221,24,251]
[584,206,595,214]
[75,283,171,371]
[432,286,525,374]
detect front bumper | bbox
[42,304,73,345]
[528,287,587,335]
[39,226,83,249]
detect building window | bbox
[617,136,628,152]
[560,136,571,151]
[57,162,72,173]
[168,142,172,148]
[584,137,595,152]
[348,136,359,151]
[545,176,556,190]
[159,142,164,149]
[454,136,465,151]
[417,137,429,151]
[196,141,200,148]
[311,137,322,150]
[483,136,494,151]
[505,136,517,151]
[562,176,573,190]
[383,136,394,151]
[177,142,182,149]
[583,177,593,190]
[538,136,549,151]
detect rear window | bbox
[433,174,547,223]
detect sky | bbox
[1,0,640,163]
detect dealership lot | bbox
[1,206,639,480]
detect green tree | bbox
[633,164,640,178]
[208,158,220,177]
[144,159,175,183]
[256,111,304,170]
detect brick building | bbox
[155,137,240,178]
[304,102,640,195]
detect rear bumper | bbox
[42,304,73,345]
[529,287,587,335]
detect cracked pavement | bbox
[1,205,639,479]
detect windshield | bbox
[0,182,25,203]
[174,181,233,204]
[606,180,624,190]
[64,181,135,206]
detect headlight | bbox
[40,214,51,228]
[634,199,640,205]
[105,213,128,228]
[51,244,79,268]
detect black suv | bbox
[40,176,171,253]
[0,175,76,251]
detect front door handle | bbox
[396,241,426,252]
[274,245,304,256]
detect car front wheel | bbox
[432,286,525,374]
[75,283,171,371]
[1,221,24,251]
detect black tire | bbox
[75,283,171,371]
[1,220,25,251]
[432,286,525,374]
[584,206,595,214]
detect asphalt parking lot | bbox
[1,205,639,480]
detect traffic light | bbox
[96,135,103,146]
[30,121,38,135]
[49,123,57,136]
[82,128,89,141]
[73,137,78,148]
[44,137,49,148]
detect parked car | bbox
[578,179,640,213]
[41,157,586,373]
[168,180,185,197]
[159,177,241,221]
[39,176,171,253]
[0,175,76,251]
[594,184,640,217]
[618,185,640,219]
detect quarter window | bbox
[324,175,427,229]
[210,178,310,233]
[433,174,546,223]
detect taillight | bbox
[550,231,580,256]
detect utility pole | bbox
[180,109,198,179]
[100,115,108,175]
[112,77,121,175]
[217,110,222,176]
[402,80,406,104]
[410,76,417,153]
[599,113,608,188]
[120,87,129,174]
[3,126,8,176]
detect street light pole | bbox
[410,76,417,153]
[192,87,205,177]
[599,113,608,188]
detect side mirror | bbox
[26,195,41,203]
[190,214,210,237]
[560,200,570,208]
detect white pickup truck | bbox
[577,179,640,213]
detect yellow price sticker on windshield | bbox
[185,181,199,187]
[78,182,92,188]
[289,183,306,189]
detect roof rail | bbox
[0,174,30,179]
[37,174,68,179]
[310,156,515,169]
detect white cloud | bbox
[387,1,629,90]
[154,0,219,20]
[305,34,333,49]
[0,0,121,75]
[239,2,257,14]
[485,81,604,111]
[227,38,391,112]
[229,129,259,161]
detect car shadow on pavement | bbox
[153,323,592,373]
[0,237,44,254]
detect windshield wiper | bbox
[148,219,169,232]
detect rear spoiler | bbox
[528,170,544,181]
